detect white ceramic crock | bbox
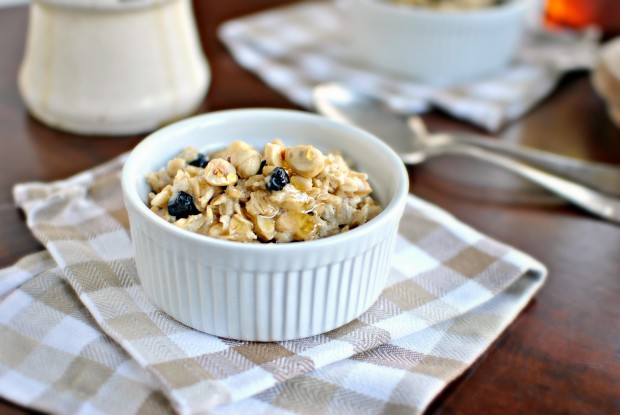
[18,0,210,135]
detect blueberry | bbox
[167,191,200,219]
[258,159,267,175]
[266,167,290,191]
[188,153,209,168]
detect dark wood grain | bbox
[1,1,619,414]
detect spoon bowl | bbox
[313,83,620,224]
[314,83,620,198]
[313,83,556,203]
[313,83,418,155]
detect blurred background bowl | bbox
[592,37,620,128]
[345,0,532,83]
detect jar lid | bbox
[34,0,176,11]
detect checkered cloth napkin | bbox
[218,1,599,131]
[0,154,546,414]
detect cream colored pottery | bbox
[18,0,210,135]
[592,37,620,128]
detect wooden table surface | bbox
[1,1,619,414]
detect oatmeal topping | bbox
[146,139,383,243]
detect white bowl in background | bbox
[122,109,409,341]
[345,0,531,83]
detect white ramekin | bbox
[122,109,409,341]
[345,0,531,83]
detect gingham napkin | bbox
[218,1,599,131]
[1,154,547,414]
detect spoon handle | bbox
[438,144,620,223]
[454,133,620,197]
[407,116,620,197]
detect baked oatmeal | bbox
[146,140,383,243]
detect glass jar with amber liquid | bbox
[546,0,620,36]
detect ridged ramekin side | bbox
[128,205,400,341]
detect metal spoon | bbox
[314,83,620,195]
[313,83,620,224]
[410,119,620,198]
